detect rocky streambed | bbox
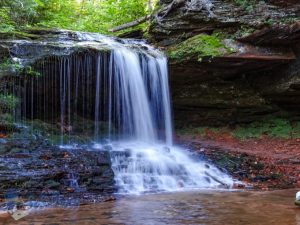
[0,126,298,206]
[178,134,300,190]
[0,128,115,206]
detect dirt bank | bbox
[177,133,300,190]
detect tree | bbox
[0,0,155,34]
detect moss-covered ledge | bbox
[0,30,40,40]
[167,34,233,63]
[166,32,295,68]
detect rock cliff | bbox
[149,0,300,127]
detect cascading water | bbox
[7,31,234,194]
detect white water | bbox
[12,31,234,194]
[76,33,234,194]
[94,141,234,194]
[75,33,174,144]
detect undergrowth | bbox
[178,118,300,139]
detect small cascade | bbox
[64,173,80,191]
[106,142,233,194]
[5,31,234,194]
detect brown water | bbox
[1,189,300,225]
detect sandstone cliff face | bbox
[150,0,300,127]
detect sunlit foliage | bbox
[0,0,154,34]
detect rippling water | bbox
[1,189,299,225]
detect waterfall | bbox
[7,31,234,194]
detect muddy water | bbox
[1,189,300,225]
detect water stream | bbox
[8,32,234,194]
[1,189,299,225]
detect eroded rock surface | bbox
[0,127,115,203]
[150,0,300,127]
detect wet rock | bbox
[124,149,132,157]
[239,22,300,46]
[182,138,298,189]
[103,144,113,151]
[22,180,42,189]
[148,0,300,126]
[136,152,145,158]
[103,195,116,202]
[150,0,299,44]
[162,146,170,153]
[0,139,7,144]
[0,139,115,201]
[97,151,111,166]
[24,201,48,208]
[0,145,8,154]
[44,180,60,189]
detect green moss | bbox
[232,118,298,139]
[177,118,300,140]
[234,0,257,12]
[0,7,15,32]
[0,58,41,77]
[44,180,60,189]
[0,30,39,40]
[167,34,232,63]
[27,117,110,144]
[0,95,18,133]
[279,17,298,25]
[0,94,18,113]
[234,26,255,39]
[0,58,22,72]
[0,113,13,123]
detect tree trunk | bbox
[109,15,151,32]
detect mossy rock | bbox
[44,180,60,189]
[0,31,39,40]
[167,34,232,63]
[0,145,9,154]
[23,180,42,189]
[10,148,26,154]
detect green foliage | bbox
[36,0,80,29]
[168,34,232,63]
[0,30,39,40]
[280,17,298,25]
[0,0,41,31]
[234,26,255,39]
[69,0,149,34]
[265,19,274,26]
[24,66,41,77]
[177,118,300,140]
[232,118,300,139]
[234,0,256,12]
[0,7,15,32]
[0,58,22,72]
[0,94,18,113]
[0,0,153,34]
[0,58,41,76]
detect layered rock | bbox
[0,128,115,201]
[150,0,300,127]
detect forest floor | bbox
[176,132,300,190]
